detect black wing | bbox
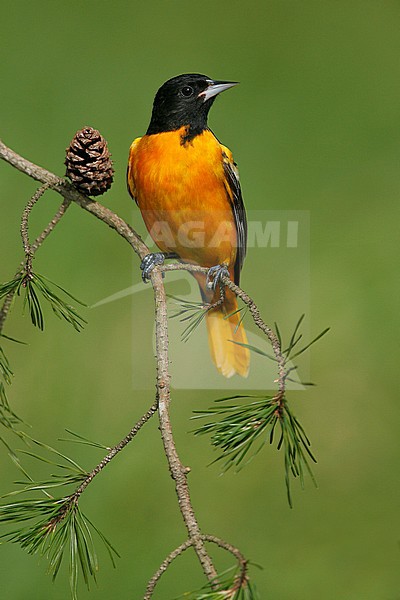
[222,151,247,286]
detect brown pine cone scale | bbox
[65,126,114,197]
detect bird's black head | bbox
[146,73,238,141]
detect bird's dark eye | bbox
[180,86,194,97]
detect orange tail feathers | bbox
[205,292,250,378]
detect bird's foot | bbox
[206,263,230,291]
[140,252,177,283]
[140,252,165,282]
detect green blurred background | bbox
[1,1,399,598]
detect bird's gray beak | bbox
[199,80,239,102]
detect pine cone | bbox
[65,126,114,197]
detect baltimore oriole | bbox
[127,74,250,378]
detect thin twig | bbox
[0,193,71,335]
[20,183,51,276]
[143,539,193,599]
[144,534,248,599]
[31,197,71,253]
[202,534,247,565]
[72,400,158,500]
[223,278,286,396]
[203,534,248,595]
[152,267,218,585]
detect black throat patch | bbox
[180,125,206,145]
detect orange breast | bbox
[128,128,237,269]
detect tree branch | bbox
[0,138,218,587]
[0,139,149,259]
[0,137,288,596]
[144,534,248,599]
[71,399,158,501]
[152,266,219,584]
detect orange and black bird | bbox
[127,74,250,377]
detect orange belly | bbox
[129,128,237,269]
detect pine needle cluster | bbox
[0,272,86,332]
[0,271,86,433]
[169,295,210,342]
[0,344,16,427]
[169,293,244,343]
[0,338,25,430]
[193,315,329,507]
[0,435,119,599]
[193,394,316,507]
[176,565,259,600]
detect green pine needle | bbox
[0,346,23,430]
[168,294,210,342]
[0,277,22,299]
[59,429,110,451]
[0,272,87,332]
[0,435,119,599]
[0,498,119,599]
[0,333,27,344]
[0,346,13,386]
[231,316,329,365]
[289,327,330,360]
[175,565,259,599]
[230,315,329,387]
[0,270,86,430]
[227,306,248,334]
[21,273,87,332]
[0,396,22,430]
[193,395,317,508]
[15,433,89,477]
[169,295,248,343]
[283,314,305,356]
